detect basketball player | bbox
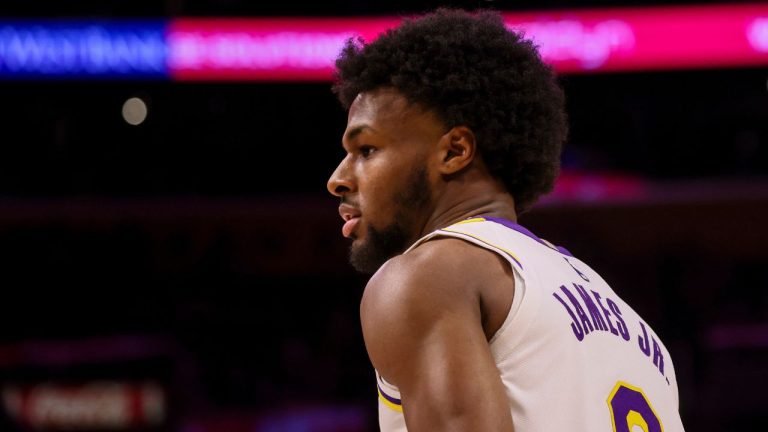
[327,9,684,431]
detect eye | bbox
[359,145,376,158]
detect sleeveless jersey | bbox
[375,216,685,431]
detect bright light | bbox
[122,97,148,126]
[748,17,768,52]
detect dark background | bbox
[1,0,767,431]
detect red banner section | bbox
[168,3,768,80]
[3,382,165,430]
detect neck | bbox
[417,174,518,239]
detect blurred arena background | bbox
[0,0,767,431]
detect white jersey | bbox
[376,216,685,432]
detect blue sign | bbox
[0,21,169,78]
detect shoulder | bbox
[361,237,495,316]
[360,237,512,374]
[360,241,518,430]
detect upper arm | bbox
[361,239,515,431]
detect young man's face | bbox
[327,88,447,274]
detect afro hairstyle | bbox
[333,8,568,213]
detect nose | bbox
[327,155,355,197]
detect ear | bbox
[436,126,476,175]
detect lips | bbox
[338,204,362,238]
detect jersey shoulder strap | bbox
[405,216,560,275]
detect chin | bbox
[348,223,410,275]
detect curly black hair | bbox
[333,9,567,213]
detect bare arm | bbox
[361,238,515,431]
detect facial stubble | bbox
[349,166,431,274]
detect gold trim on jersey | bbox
[378,387,403,412]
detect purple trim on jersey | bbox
[480,216,574,257]
[438,229,524,270]
[377,384,402,406]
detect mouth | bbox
[338,204,362,238]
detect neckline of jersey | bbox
[468,215,574,257]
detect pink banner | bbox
[168,3,768,81]
[504,3,768,73]
[167,18,394,81]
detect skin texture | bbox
[327,88,518,431]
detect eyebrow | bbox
[343,125,375,142]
